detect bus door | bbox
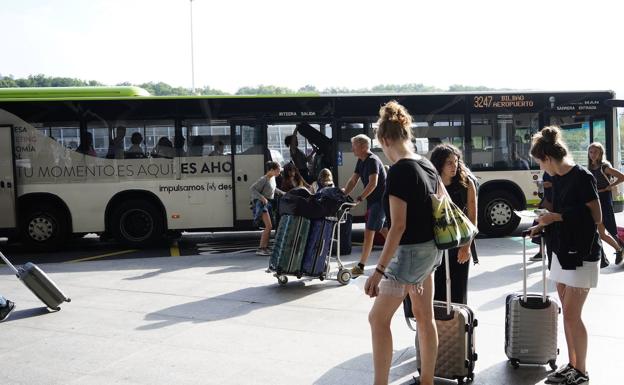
[181,120,234,228]
[0,126,17,231]
[546,113,609,167]
[335,120,370,218]
[265,119,334,179]
[231,122,265,225]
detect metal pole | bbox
[190,0,196,94]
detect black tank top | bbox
[445,178,468,212]
[589,164,610,190]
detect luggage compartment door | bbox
[0,126,17,230]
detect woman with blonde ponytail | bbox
[365,101,441,385]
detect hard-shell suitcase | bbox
[0,251,71,311]
[403,250,477,384]
[505,232,559,370]
[301,219,333,276]
[269,215,310,276]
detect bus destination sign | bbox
[473,94,535,109]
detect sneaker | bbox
[530,252,543,261]
[350,265,364,277]
[546,363,574,384]
[563,368,589,384]
[255,248,271,256]
[0,300,15,322]
[615,248,623,265]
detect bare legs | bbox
[368,274,436,385]
[359,227,389,266]
[598,223,621,250]
[259,211,272,249]
[557,283,590,373]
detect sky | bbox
[2,0,624,97]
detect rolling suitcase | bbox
[0,251,71,311]
[301,219,333,277]
[505,232,559,370]
[269,214,310,276]
[403,250,477,384]
[332,212,352,256]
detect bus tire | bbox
[479,190,521,237]
[20,203,69,250]
[110,199,164,247]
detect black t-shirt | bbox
[354,152,386,204]
[383,157,438,244]
[543,172,553,202]
[552,164,601,260]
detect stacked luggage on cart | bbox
[268,187,355,286]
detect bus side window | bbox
[31,122,80,152]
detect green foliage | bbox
[448,84,501,92]
[1,73,509,96]
[236,85,295,95]
[0,73,104,88]
[297,84,318,93]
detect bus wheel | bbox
[479,190,521,237]
[111,200,164,247]
[20,203,69,250]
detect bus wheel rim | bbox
[28,216,55,242]
[488,201,512,226]
[119,209,154,242]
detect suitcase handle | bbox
[444,249,452,316]
[0,251,20,276]
[522,232,547,303]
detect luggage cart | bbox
[270,201,356,286]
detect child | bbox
[250,161,284,256]
[311,168,335,193]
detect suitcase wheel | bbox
[277,275,288,286]
[66,298,72,303]
[549,360,557,370]
[337,269,351,285]
[509,359,520,369]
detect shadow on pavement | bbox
[4,306,52,322]
[137,281,343,330]
[474,360,551,385]
[313,348,420,385]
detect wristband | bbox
[375,267,387,278]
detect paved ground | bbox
[1,217,623,385]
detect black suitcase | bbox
[332,212,352,256]
[1,251,71,311]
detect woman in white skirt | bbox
[529,126,600,385]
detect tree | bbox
[297,84,318,93]
[236,85,295,95]
[447,84,502,92]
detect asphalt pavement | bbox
[1,217,623,385]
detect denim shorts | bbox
[380,240,442,297]
[253,199,272,220]
[366,201,386,231]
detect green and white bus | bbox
[0,87,620,248]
